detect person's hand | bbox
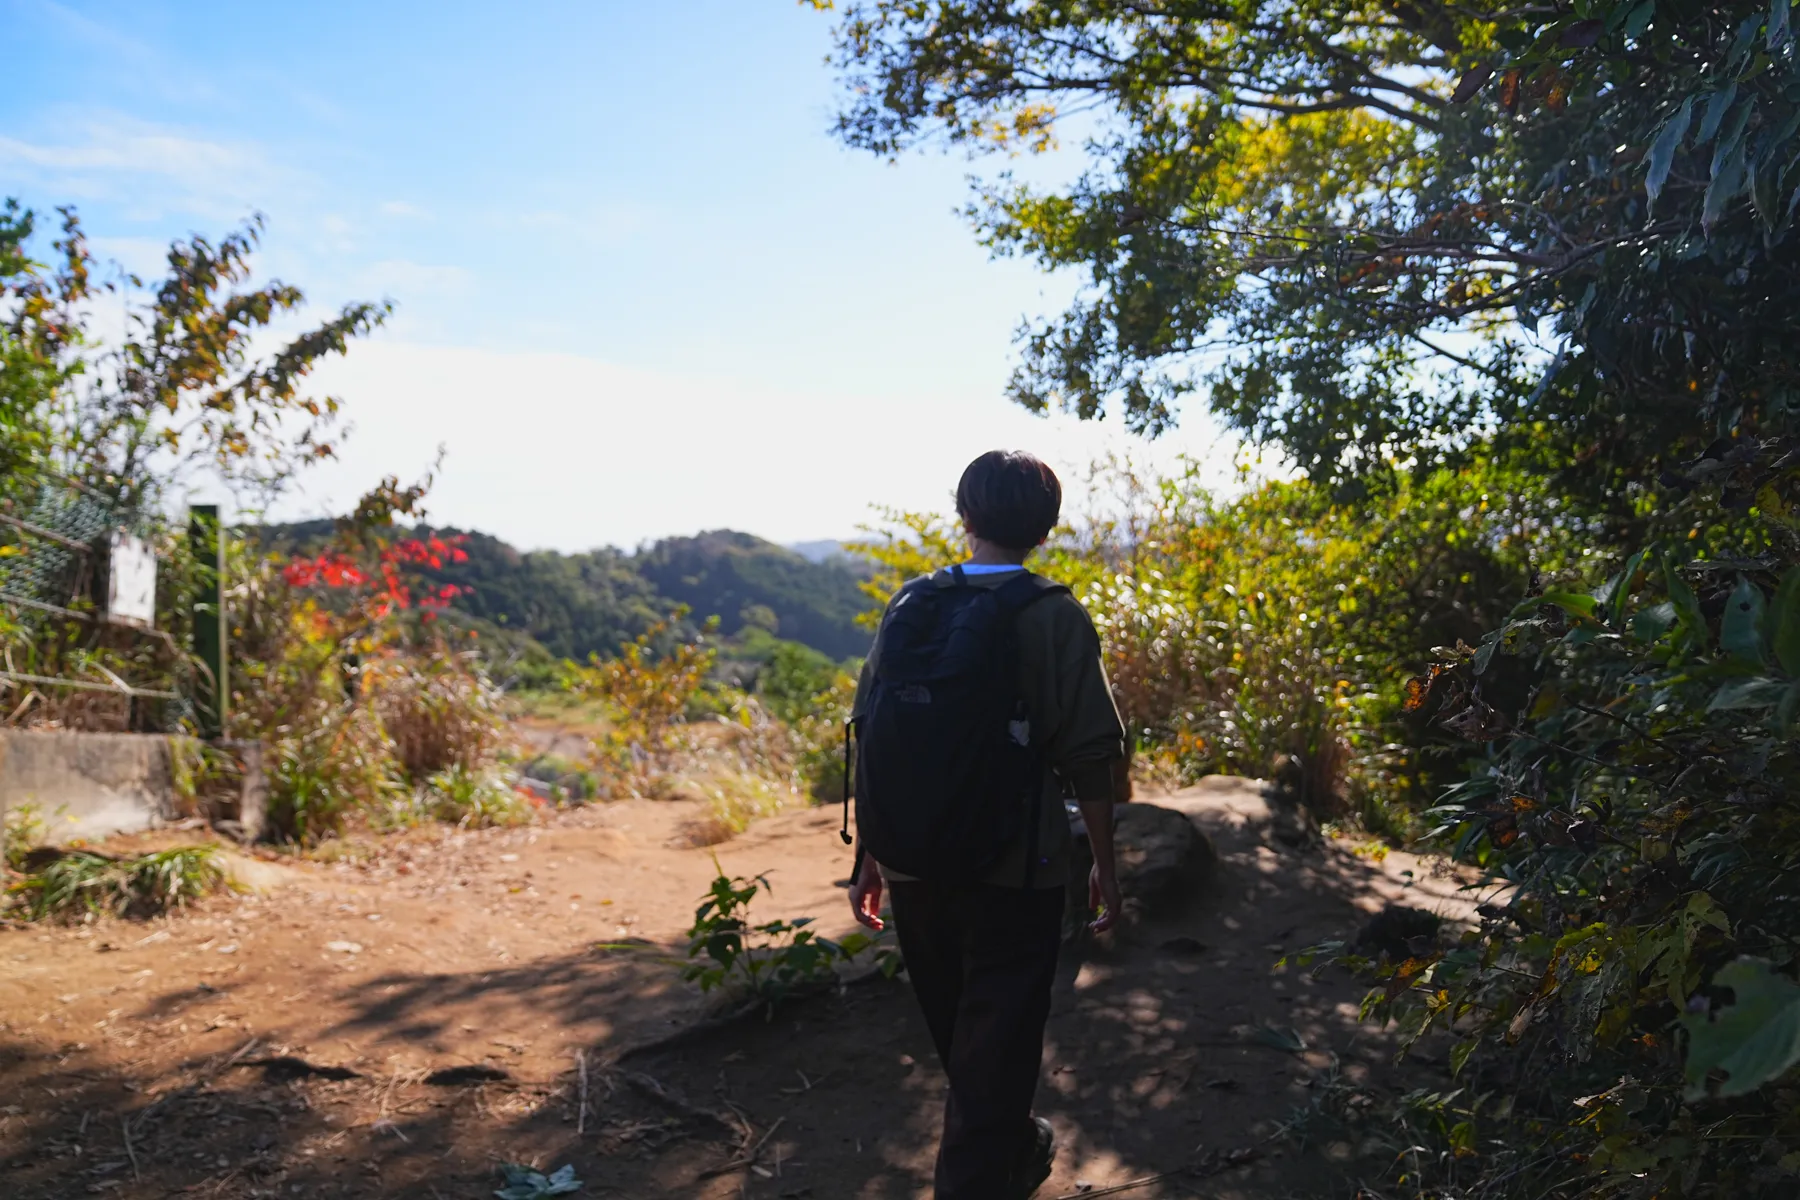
[1088,861,1123,934]
[849,853,885,932]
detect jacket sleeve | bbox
[1039,595,1126,801]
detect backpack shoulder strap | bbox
[887,573,939,609]
[991,570,1069,615]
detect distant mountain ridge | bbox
[253,521,876,665]
[787,539,855,564]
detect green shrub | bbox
[855,459,1553,821]
[3,803,47,870]
[6,846,230,920]
[756,639,841,724]
[426,763,534,827]
[522,754,599,804]
[1333,544,1800,1196]
[266,705,403,842]
[681,865,896,1005]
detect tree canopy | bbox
[1,202,387,512]
[820,0,1800,486]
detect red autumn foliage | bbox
[282,533,471,620]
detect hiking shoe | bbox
[1013,1115,1055,1199]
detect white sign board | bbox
[107,532,157,627]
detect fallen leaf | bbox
[1248,1024,1308,1054]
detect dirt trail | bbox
[0,777,1481,1199]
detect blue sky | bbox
[3,0,1237,550]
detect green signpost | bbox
[189,505,227,739]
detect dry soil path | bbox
[0,778,1485,1199]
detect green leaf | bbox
[1512,588,1598,621]
[1646,97,1692,212]
[1598,549,1649,628]
[1632,601,1678,643]
[1664,558,1708,642]
[1778,682,1800,728]
[1704,129,1751,232]
[1720,576,1767,662]
[1249,1023,1308,1053]
[1728,11,1766,72]
[1450,1038,1478,1077]
[1771,0,1792,50]
[1698,83,1739,144]
[1709,677,1786,710]
[1473,632,1502,675]
[1770,567,1800,674]
[1750,154,1781,232]
[1624,0,1656,38]
[1682,958,1800,1098]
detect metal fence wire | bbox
[0,481,119,615]
[1,475,191,722]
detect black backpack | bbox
[842,566,1068,883]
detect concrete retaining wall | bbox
[0,730,178,842]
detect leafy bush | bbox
[563,609,718,792]
[521,754,600,803]
[787,669,857,805]
[854,459,1551,824]
[231,482,519,843]
[754,638,840,723]
[265,704,402,842]
[2,803,47,870]
[1350,545,1800,1196]
[369,647,505,780]
[6,846,230,921]
[682,865,895,1005]
[426,763,535,828]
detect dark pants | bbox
[888,879,1065,1199]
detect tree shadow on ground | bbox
[0,780,1475,1198]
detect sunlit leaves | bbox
[5,202,389,507]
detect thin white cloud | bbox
[353,260,475,300]
[379,200,431,219]
[0,113,301,222]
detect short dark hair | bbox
[955,450,1062,551]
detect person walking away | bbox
[845,449,1127,1199]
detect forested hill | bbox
[635,531,870,660]
[255,522,875,663]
